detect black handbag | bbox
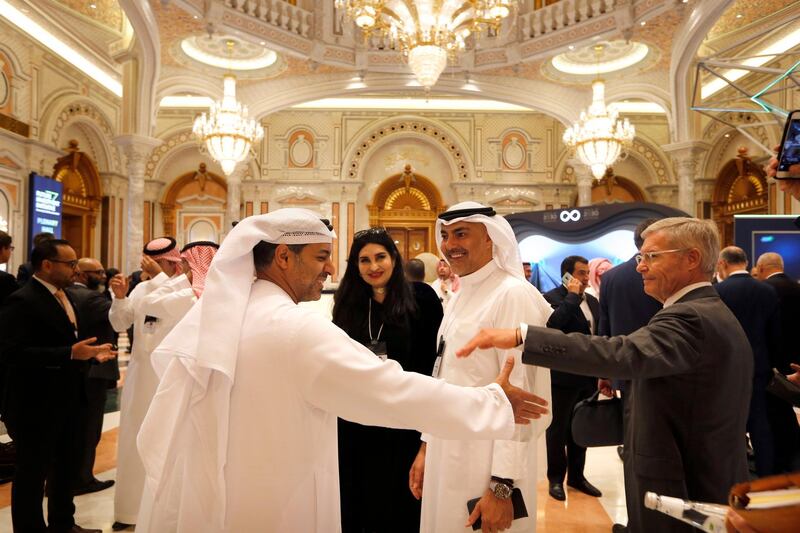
[766,368,800,408]
[571,390,623,448]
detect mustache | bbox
[446,248,468,256]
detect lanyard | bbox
[368,298,384,346]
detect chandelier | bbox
[193,42,264,176]
[563,47,635,180]
[335,0,517,89]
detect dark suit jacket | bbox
[597,255,662,337]
[543,285,598,388]
[715,273,780,378]
[763,272,800,373]
[67,284,120,382]
[522,286,751,526]
[0,270,17,306]
[0,278,88,427]
[15,262,32,287]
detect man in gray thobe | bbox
[457,217,752,533]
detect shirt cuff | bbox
[519,322,528,345]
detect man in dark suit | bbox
[67,257,119,496]
[596,218,663,532]
[0,239,116,533]
[715,246,781,477]
[459,217,752,533]
[0,230,17,304]
[542,255,602,501]
[755,252,800,472]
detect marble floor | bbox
[0,413,626,532]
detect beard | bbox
[86,277,102,290]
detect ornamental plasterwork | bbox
[703,112,770,147]
[631,138,671,184]
[50,102,121,172]
[346,120,471,182]
[146,130,195,179]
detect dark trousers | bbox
[546,384,594,483]
[75,378,111,487]
[765,391,800,473]
[747,377,775,477]
[6,416,79,532]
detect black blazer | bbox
[0,278,88,426]
[15,262,32,286]
[522,286,751,526]
[0,270,17,306]
[762,272,800,373]
[67,284,120,382]
[543,285,599,388]
[597,255,662,337]
[715,273,780,379]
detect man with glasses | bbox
[459,217,753,533]
[67,258,120,496]
[0,239,116,533]
[0,230,16,304]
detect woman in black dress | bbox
[333,227,443,533]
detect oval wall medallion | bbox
[289,135,313,167]
[503,138,525,170]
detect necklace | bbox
[368,298,384,345]
[374,287,386,295]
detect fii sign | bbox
[28,173,62,251]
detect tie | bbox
[54,289,78,330]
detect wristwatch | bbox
[488,478,513,500]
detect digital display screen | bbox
[519,229,637,293]
[28,173,62,251]
[752,231,800,280]
[778,115,800,171]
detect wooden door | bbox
[62,213,84,258]
[386,227,430,260]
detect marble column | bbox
[224,164,246,239]
[114,134,162,273]
[571,159,594,207]
[664,142,710,215]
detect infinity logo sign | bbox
[559,209,581,222]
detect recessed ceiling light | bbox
[568,45,574,50]
[640,21,646,26]
[724,133,731,137]
[193,15,199,19]
[89,3,97,8]
[260,41,266,45]
[736,14,743,19]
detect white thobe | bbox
[421,261,553,533]
[109,272,192,523]
[136,280,519,533]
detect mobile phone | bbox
[562,271,574,287]
[776,109,800,178]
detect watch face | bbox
[492,481,513,500]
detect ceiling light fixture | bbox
[335,0,517,90]
[563,45,635,180]
[193,41,264,175]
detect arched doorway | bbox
[52,140,102,258]
[369,165,445,259]
[590,168,647,204]
[161,163,227,244]
[711,147,768,247]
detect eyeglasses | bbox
[49,259,78,268]
[81,269,106,275]
[635,249,687,265]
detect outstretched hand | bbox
[71,337,118,363]
[494,356,548,424]
[457,328,520,358]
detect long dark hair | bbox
[332,227,417,335]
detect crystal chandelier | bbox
[193,42,264,176]
[563,47,635,180]
[335,0,516,89]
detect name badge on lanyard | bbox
[432,337,445,378]
[369,340,388,362]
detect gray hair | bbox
[719,246,748,267]
[641,217,720,275]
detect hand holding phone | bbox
[561,271,574,288]
[776,110,800,179]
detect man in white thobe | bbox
[108,237,184,529]
[430,258,459,307]
[412,202,553,533]
[134,209,549,533]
